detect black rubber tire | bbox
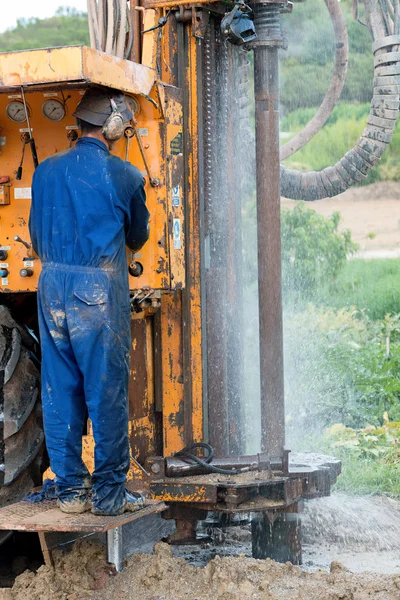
[0,306,45,510]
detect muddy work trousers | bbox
[37,263,131,514]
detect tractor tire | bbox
[0,306,45,512]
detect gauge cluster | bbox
[6,98,66,123]
[5,94,139,124]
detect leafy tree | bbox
[281,203,358,300]
[0,7,89,52]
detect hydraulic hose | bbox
[117,0,127,58]
[281,0,349,160]
[281,0,400,200]
[174,443,249,475]
[105,0,115,54]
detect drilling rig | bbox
[0,0,397,565]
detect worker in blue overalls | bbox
[29,87,150,516]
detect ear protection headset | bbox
[102,97,125,141]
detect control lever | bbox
[14,235,31,250]
[14,235,38,260]
[21,87,39,170]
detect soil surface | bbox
[2,493,400,600]
[282,182,400,256]
[4,539,400,600]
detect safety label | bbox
[0,247,10,251]
[137,128,148,137]
[173,218,181,250]
[0,263,9,269]
[172,185,181,207]
[43,92,58,97]
[2,278,8,286]
[19,128,33,133]
[170,131,183,155]
[8,94,21,99]
[23,261,34,268]
[14,187,32,200]
[0,137,6,146]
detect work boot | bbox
[91,490,146,516]
[57,495,90,514]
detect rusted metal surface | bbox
[0,46,155,94]
[251,3,285,462]
[0,499,166,533]
[163,84,186,289]
[157,294,186,456]
[129,0,142,63]
[149,453,340,513]
[181,25,204,447]
[290,452,342,498]
[150,482,218,503]
[128,317,163,468]
[150,475,302,511]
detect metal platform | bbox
[0,498,166,571]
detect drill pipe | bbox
[251,2,285,463]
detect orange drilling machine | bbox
[0,0,395,562]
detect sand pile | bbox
[1,540,399,600]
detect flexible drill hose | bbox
[281,0,400,200]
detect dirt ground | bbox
[0,493,399,600]
[3,538,400,600]
[282,181,400,256]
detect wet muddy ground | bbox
[171,493,400,575]
[2,492,400,599]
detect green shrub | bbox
[281,202,357,301]
[285,307,400,451]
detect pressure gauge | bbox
[42,99,66,121]
[125,95,140,116]
[6,101,28,123]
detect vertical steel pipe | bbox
[251,2,285,461]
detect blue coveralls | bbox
[29,137,149,514]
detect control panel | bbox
[0,84,184,293]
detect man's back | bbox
[30,88,149,517]
[29,136,147,270]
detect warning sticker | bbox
[170,131,183,155]
[14,187,32,200]
[172,185,181,207]
[173,218,181,250]
[2,278,8,286]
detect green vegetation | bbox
[281,205,400,496]
[319,259,400,319]
[281,0,373,112]
[281,203,357,300]
[0,7,89,52]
